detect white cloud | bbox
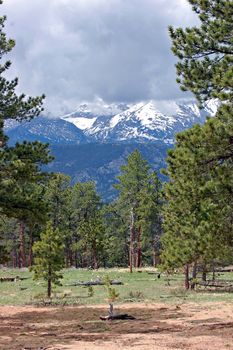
[2,0,197,115]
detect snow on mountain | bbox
[6,117,88,146]
[64,116,97,130]
[62,99,218,144]
[4,99,219,146]
[203,99,220,116]
[61,98,129,122]
[60,98,129,133]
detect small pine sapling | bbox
[31,221,65,298]
[104,275,119,302]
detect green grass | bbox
[0,267,233,305]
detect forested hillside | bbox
[47,142,168,201]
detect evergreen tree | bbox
[114,150,162,271]
[0,2,52,225]
[0,3,44,147]
[103,202,129,267]
[70,182,106,269]
[169,0,233,104]
[161,105,233,287]
[32,221,64,298]
[162,0,233,287]
[138,172,163,266]
[45,173,71,228]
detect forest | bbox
[0,0,233,302]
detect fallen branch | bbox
[100,314,135,320]
[66,279,123,287]
[100,303,135,321]
[216,268,233,273]
[0,276,28,282]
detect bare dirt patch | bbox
[0,302,233,349]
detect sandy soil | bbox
[0,302,233,350]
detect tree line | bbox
[0,154,162,271]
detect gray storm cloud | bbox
[2,0,197,115]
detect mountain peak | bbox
[5,98,220,146]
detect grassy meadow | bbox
[0,267,233,306]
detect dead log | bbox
[100,303,135,321]
[66,279,123,287]
[0,276,28,282]
[100,314,135,320]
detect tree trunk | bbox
[48,263,52,298]
[69,245,73,267]
[202,264,207,281]
[129,209,135,273]
[18,221,26,268]
[212,261,215,281]
[74,235,78,268]
[190,261,197,290]
[137,226,142,268]
[152,246,157,267]
[28,226,34,267]
[12,249,17,268]
[184,264,190,290]
[47,278,51,299]
[93,250,98,270]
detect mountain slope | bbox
[6,117,88,146]
[47,142,169,201]
[61,99,219,144]
[4,99,219,200]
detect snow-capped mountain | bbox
[4,98,219,146]
[61,99,219,144]
[6,117,87,146]
[61,98,129,131]
[4,98,219,200]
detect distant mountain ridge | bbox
[5,117,88,146]
[62,99,218,144]
[5,99,219,146]
[4,98,219,200]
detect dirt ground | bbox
[0,302,233,350]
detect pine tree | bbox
[161,105,233,287]
[45,173,71,228]
[169,0,233,104]
[103,202,130,267]
[114,150,162,271]
[32,221,64,298]
[0,4,44,147]
[70,182,106,269]
[0,3,52,224]
[161,0,233,288]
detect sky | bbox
[2,0,198,116]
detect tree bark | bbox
[48,263,52,298]
[212,261,216,281]
[202,264,207,281]
[93,250,98,270]
[184,264,190,290]
[18,221,26,268]
[129,209,135,273]
[28,225,34,267]
[152,246,157,267]
[190,261,197,290]
[74,235,78,268]
[137,226,142,268]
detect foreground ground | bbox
[0,302,233,349]
[1,268,233,349]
